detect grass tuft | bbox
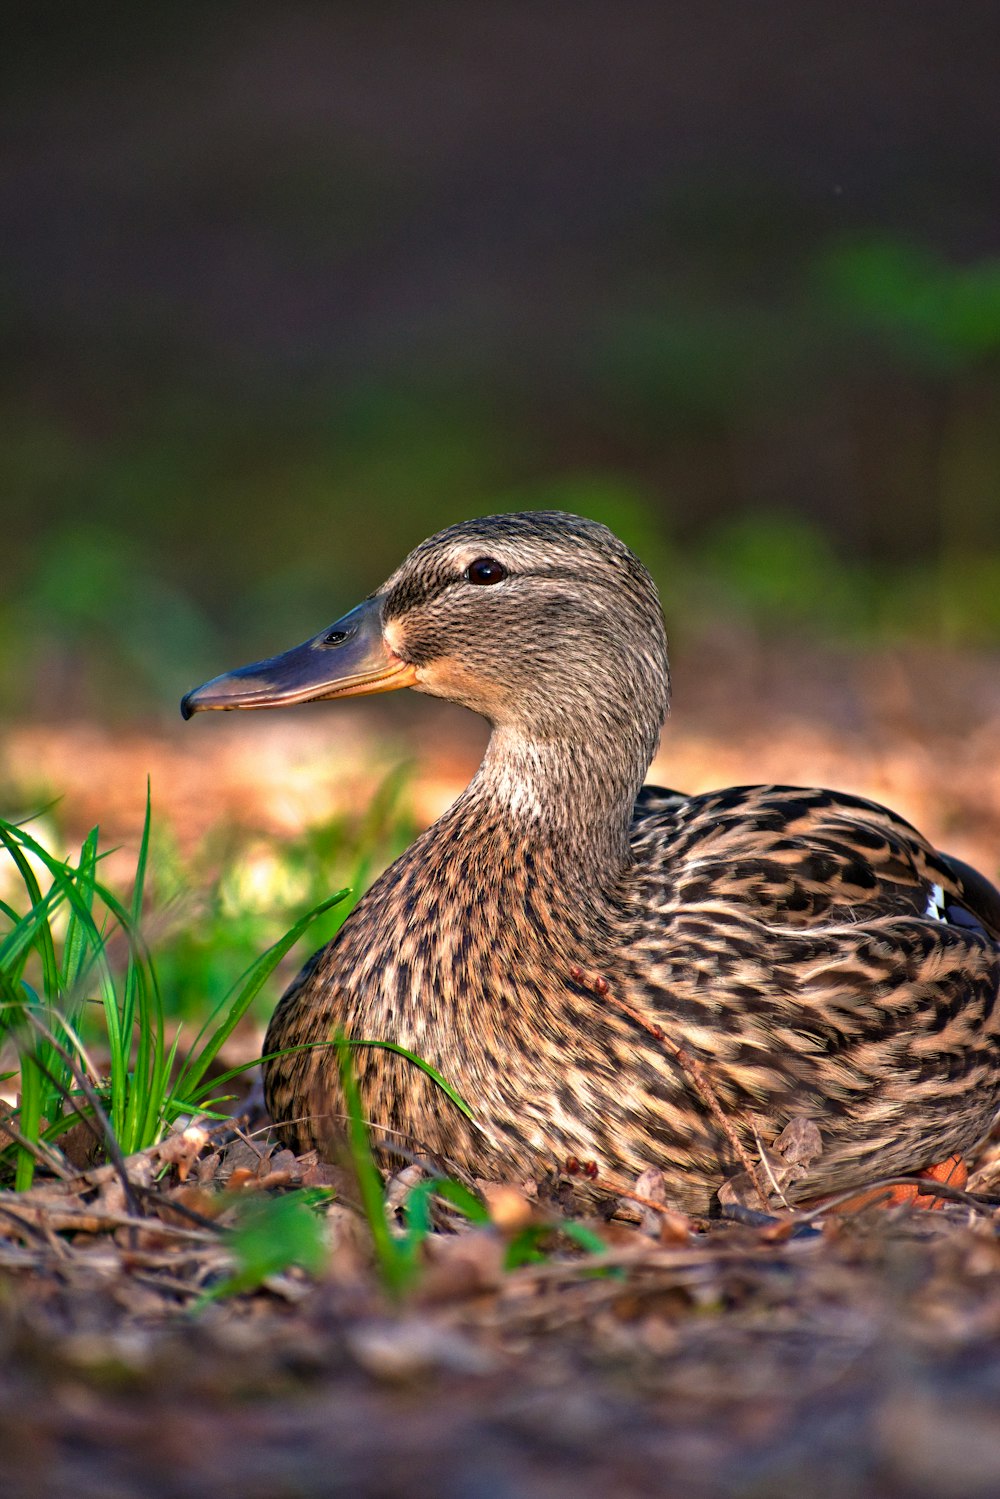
[0,786,607,1301]
[0,792,346,1186]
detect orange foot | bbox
[821,1154,969,1214]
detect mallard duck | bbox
[182,512,1000,1214]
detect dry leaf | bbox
[772,1118,823,1171]
[482,1184,533,1233]
[418,1228,505,1302]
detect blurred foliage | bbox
[202,1190,332,1303]
[0,768,418,1028]
[0,771,416,1188]
[0,798,348,1186]
[2,231,999,717]
[146,767,417,1023]
[819,240,1000,371]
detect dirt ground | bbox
[0,1141,999,1499]
[2,637,1000,1499]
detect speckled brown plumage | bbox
[185,512,1000,1215]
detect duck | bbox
[181,511,1000,1215]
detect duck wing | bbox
[625,784,1000,1200]
[632,783,1000,934]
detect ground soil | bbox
[1,637,999,1499]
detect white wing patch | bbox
[925,882,947,921]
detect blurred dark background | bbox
[3,0,999,720]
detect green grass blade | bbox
[60,827,99,997]
[347,1039,476,1121]
[0,832,124,1064]
[124,786,161,1151]
[399,1176,490,1261]
[0,974,34,1185]
[195,1190,332,1307]
[13,1048,43,1191]
[0,884,66,980]
[172,889,348,1103]
[68,868,160,1146]
[121,784,152,1050]
[0,827,62,1004]
[184,1039,335,1108]
[143,1026,185,1137]
[422,1176,491,1223]
[335,1033,410,1296]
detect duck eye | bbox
[464,557,507,586]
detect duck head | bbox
[181,511,670,771]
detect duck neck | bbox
[459,722,648,899]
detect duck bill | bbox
[180,596,416,719]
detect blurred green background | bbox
[3,0,1000,720]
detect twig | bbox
[128,1270,221,1301]
[795,1174,999,1222]
[131,1182,225,1235]
[226,1120,271,1164]
[0,1196,219,1242]
[66,1116,235,1194]
[752,1122,792,1211]
[0,1105,73,1180]
[0,1199,72,1254]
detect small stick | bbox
[752,1122,792,1211]
[0,1106,73,1180]
[795,1174,997,1222]
[0,1199,72,1254]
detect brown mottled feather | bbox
[250,513,1000,1215]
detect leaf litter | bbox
[3,638,1000,1496]
[0,1106,997,1499]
